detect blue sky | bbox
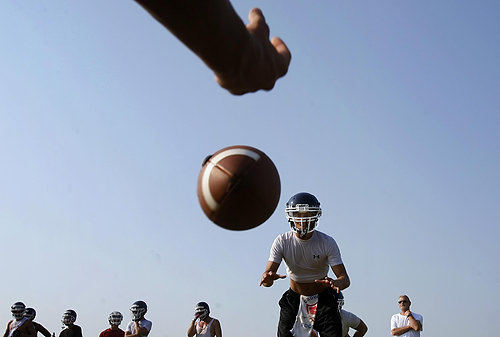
[1,1,499,336]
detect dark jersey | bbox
[33,322,51,337]
[58,325,82,337]
[98,329,124,337]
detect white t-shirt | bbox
[269,230,343,282]
[390,313,423,337]
[340,309,361,337]
[126,319,152,337]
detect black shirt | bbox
[58,325,82,337]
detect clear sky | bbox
[1,1,499,336]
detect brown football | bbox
[197,145,281,230]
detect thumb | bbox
[247,7,270,38]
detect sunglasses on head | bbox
[398,300,409,304]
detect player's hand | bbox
[404,310,412,317]
[216,8,291,95]
[314,277,340,293]
[260,270,286,287]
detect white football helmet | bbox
[108,311,123,326]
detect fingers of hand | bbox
[247,7,270,38]
[271,37,291,75]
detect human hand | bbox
[216,8,291,95]
[404,310,412,317]
[314,277,340,293]
[260,270,286,287]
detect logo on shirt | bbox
[306,303,318,321]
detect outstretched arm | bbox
[260,261,286,287]
[134,0,291,95]
[314,264,350,291]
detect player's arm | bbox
[330,264,350,290]
[133,0,290,95]
[352,319,368,337]
[187,319,196,337]
[407,313,422,331]
[3,321,12,337]
[314,264,350,291]
[34,322,52,337]
[391,326,413,336]
[212,319,222,337]
[130,323,150,337]
[260,261,286,287]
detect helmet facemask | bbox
[130,306,146,322]
[108,312,123,326]
[23,308,36,321]
[194,302,210,321]
[195,308,209,320]
[61,311,76,326]
[285,204,322,237]
[11,303,26,320]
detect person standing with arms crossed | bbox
[390,295,423,336]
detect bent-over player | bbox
[260,192,350,337]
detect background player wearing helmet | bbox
[22,308,53,337]
[336,294,368,337]
[59,310,82,337]
[125,301,151,337]
[260,192,350,337]
[187,302,222,337]
[3,302,35,337]
[99,312,124,337]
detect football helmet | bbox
[194,302,210,320]
[62,310,77,326]
[108,311,123,326]
[130,301,147,322]
[11,302,26,320]
[285,192,322,237]
[23,308,36,320]
[337,291,344,311]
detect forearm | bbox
[408,317,422,331]
[391,326,412,336]
[134,0,251,76]
[187,321,196,337]
[332,275,350,290]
